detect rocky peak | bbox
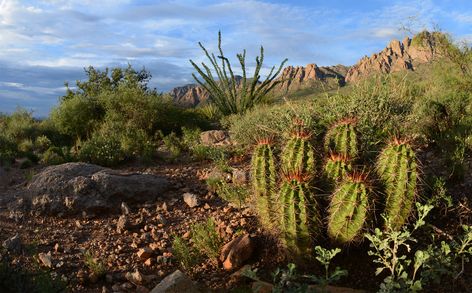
[345,31,441,82]
[171,84,210,107]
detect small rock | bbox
[183,193,199,208]
[232,169,249,185]
[117,215,130,234]
[54,243,60,253]
[38,252,52,268]
[203,203,210,210]
[121,202,130,215]
[137,247,154,260]
[144,258,153,266]
[2,234,21,253]
[149,270,200,293]
[220,234,254,271]
[125,269,144,284]
[182,231,190,240]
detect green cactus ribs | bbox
[376,137,418,230]
[281,118,315,175]
[324,117,358,158]
[324,153,353,182]
[327,172,369,243]
[279,171,316,255]
[251,137,278,228]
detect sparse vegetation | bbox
[190,218,223,261]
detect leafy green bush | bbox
[40,147,66,166]
[34,135,52,153]
[78,132,124,167]
[0,135,17,166]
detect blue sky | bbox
[1,0,471,116]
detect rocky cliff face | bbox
[274,64,349,93]
[345,32,439,82]
[170,84,210,107]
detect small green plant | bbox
[84,250,106,279]
[327,173,370,243]
[427,176,453,214]
[312,246,348,290]
[190,218,223,261]
[34,135,52,153]
[162,132,183,159]
[365,203,434,293]
[216,181,250,208]
[40,146,66,165]
[172,236,201,270]
[242,246,347,292]
[376,138,418,230]
[25,169,35,182]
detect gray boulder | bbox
[150,270,200,293]
[24,163,170,215]
[200,130,232,146]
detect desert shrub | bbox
[180,127,201,150]
[50,95,103,140]
[215,181,249,208]
[17,139,34,153]
[172,236,201,270]
[40,147,66,165]
[34,135,52,153]
[161,132,183,160]
[78,132,124,167]
[83,251,106,280]
[190,31,287,116]
[190,218,223,261]
[0,135,17,166]
[228,101,321,146]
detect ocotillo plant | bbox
[376,138,418,230]
[324,153,353,182]
[324,118,358,158]
[281,118,315,175]
[279,171,316,254]
[251,137,278,228]
[327,173,369,243]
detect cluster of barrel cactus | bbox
[250,116,419,252]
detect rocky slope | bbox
[170,84,210,107]
[345,32,440,82]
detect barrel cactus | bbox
[279,171,316,254]
[327,173,369,243]
[324,117,358,158]
[281,118,315,175]
[251,138,278,228]
[376,138,418,230]
[324,153,353,182]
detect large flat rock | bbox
[23,162,170,215]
